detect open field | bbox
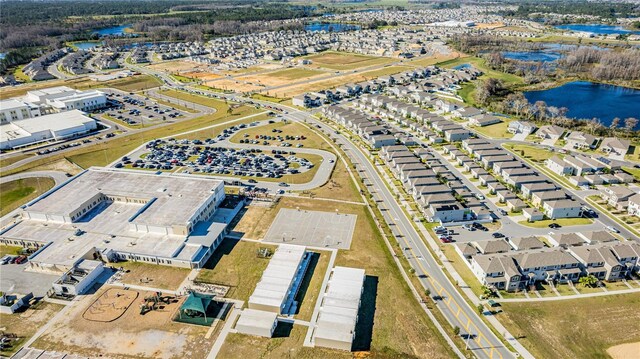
[0,301,64,357]
[302,51,395,71]
[298,157,363,203]
[295,250,330,321]
[518,218,593,228]
[116,261,191,291]
[498,293,640,359]
[406,52,464,67]
[175,114,271,141]
[236,68,326,88]
[268,65,411,98]
[0,177,55,216]
[226,196,456,357]
[608,342,640,359]
[472,118,514,139]
[33,286,215,359]
[88,75,163,92]
[506,143,557,162]
[203,79,263,93]
[195,239,275,301]
[0,77,94,99]
[147,60,208,73]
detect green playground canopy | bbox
[180,292,213,317]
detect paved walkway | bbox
[207,301,243,359]
[494,287,640,303]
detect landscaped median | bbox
[517,218,593,228]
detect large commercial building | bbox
[0,168,234,273]
[0,86,106,149]
[313,266,366,351]
[0,110,97,150]
[248,244,312,314]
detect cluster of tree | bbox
[560,47,640,81]
[496,92,639,135]
[499,1,638,20]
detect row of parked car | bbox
[1,255,28,265]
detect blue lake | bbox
[453,63,471,70]
[305,23,360,32]
[74,41,103,50]
[555,24,640,35]
[524,81,640,128]
[94,24,132,36]
[502,51,562,62]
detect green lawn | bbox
[0,244,23,256]
[622,166,640,181]
[498,293,640,359]
[505,143,557,162]
[518,218,593,228]
[472,118,514,139]
[263,68,324,80]
[195,239,275,301]
[302,51,395,70]
[0,177,55,216]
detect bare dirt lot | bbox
[147,61,207,73]
[0,301,64,357]
[33,286,215,359]
[607,342,640,359]
[237,68,326,88]
[82,288,139,322]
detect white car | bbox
[605,226,620,233]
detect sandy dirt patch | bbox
[607,342,640,359]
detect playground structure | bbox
[139,291,178,315]
[82,288,139,322]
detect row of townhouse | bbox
[459,138,584,220]
[463,234,640,291]
[380,144,492,224]
[60,50,93,75]
[22,48,69,81]
[322,106,396,149]
[528,124,630,157]
[546,155,634,186]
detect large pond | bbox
[305,23,360,32]
[555,24,640,35]
[524,81,640,128]
[502,51,562,62]
[93,24,132,36]
[73,41,103,50]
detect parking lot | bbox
[99,90,188,127]
[118,132,314,179]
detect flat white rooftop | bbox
[0,110,95,143]
[314,266,365,348]
[248,244,306,311]
[235,308,278,332]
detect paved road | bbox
[280,110,515,359]
[0,170,69,186]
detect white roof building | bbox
[248,244,310,314]
[234,309,279,338]
[313,266,366,351]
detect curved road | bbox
[0,170,69,186]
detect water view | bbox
[555,24,640,35]
[524,81,640,128]
[94,24,132,36]
[73,41,103,50]
[502,51,562,62]
[305,23,361,32]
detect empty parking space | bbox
[0,263,61,297]
[263,208,356,249]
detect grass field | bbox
[498,293,640,359]
[0,177,55,216]
[0,244,23,256]
[472,118,514,139]
[226,196,457,357]
[195,239,275,301]
[258,68,324,81]
[302,51,395,71]
[0,153,33,168]
[175,114,271,141]
[506,143,557,162]
[518,218,594,228]
[295,250,330,321]
[0,302,64,357]
[116,261,190,290]
[299,158,363,203]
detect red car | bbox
[439,236,452,243]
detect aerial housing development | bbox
[0,1,639,359]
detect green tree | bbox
[453,326,460,335]
[579,274,598,288]
[477,304,484,314]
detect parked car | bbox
[492,233,505,238]
[1,255,13,265]
[605,225,620,233]
[548,223,561,229]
